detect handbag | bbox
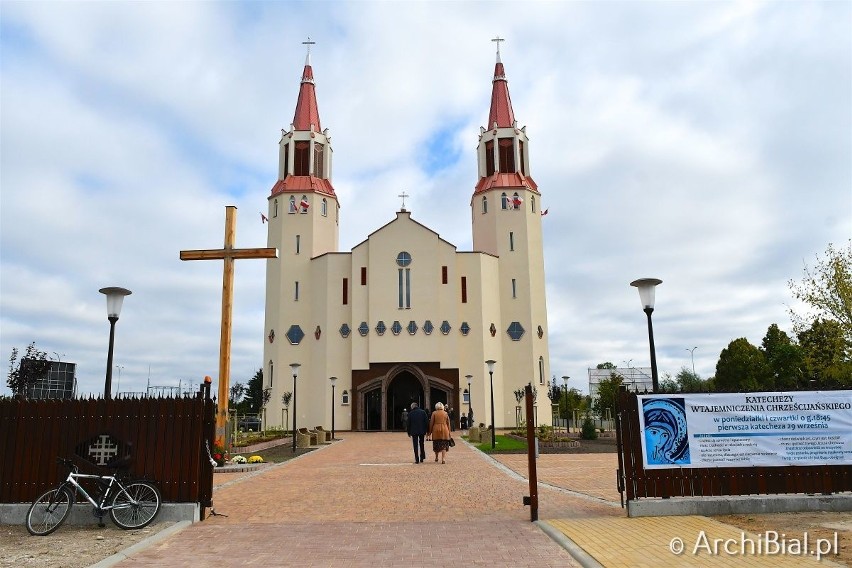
[449,437,455,447]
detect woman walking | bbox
[429,402,452,464]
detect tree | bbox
[675,367,707,393]
[797,318,852,389]
[760,324,805,390]
[593,372,623,418]
[596,362,617,369]
[788,241,852,347]
[243,368,264,414]
[546,380,562,403]
[7,342,51,398]
[229,382,247,412]
[714,338,771,392]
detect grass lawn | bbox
[473,434,528,453]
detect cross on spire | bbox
[302,37,316,66]
[398,191,410,211]
[492,36,505,61]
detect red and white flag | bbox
[512,196,523,208]
[260,212,269,223]
[300,198,310,211]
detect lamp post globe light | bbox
[630,278,662,393]
[465,374,473,427]
[290,363,301,452]
[329,376,337,440]
[485,360,496,450]
[561,375,569,433]
[99,287,132,400]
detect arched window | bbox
[289,196,297,213]
[531,196,536,213]
[538,356,545,385]
[396,252,412,308]
[482,196,488,214]
[300,195,309,214]
[342,390,350,405]
[501,192,508,210]
[273,199,279,218]
[321,198,328,217]
[269,360,274,387]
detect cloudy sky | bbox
[1,1,849,397]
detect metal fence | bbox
[615,391,852,503]
[0,389,214,508]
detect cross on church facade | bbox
[180,205,278,446]
[398,191,409,211]
[492,35,505,55]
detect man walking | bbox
[407,402,428,464]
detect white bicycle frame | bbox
[63,472,137,512]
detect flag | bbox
[512,195,523,208]
[260,212,269,223]
[300,198,310,212]
[541,209,548,216]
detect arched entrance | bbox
[386,371,424,430]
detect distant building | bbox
[588,367,653,402]
[27,361,77,399]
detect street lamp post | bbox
[630,278,662,393]
[329,376,337,440]
[485,360,496,449]
[561,375,569,433]
[290,363,301,452]
[99,287,132,400]
[687,346,698,376]
[465,374,473,428]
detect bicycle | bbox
[26,457,162,536]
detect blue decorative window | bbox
[376,321,387,336]
[286,325,305,345]
[358,322,369,337]
[396,252,412,267]
[339,324,351,338]
[407,321,418,335]
[460,322,471,336]
[423,320,434,335]
[507,322,525,341]
[440,321,451,335]
[392,321,403,335]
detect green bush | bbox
[581,416,598,440]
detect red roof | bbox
[488,62,515,129]
[270,176,336,197]
[474,172,538,195]
[292,65,322,131]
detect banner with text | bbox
[637,391,852,469]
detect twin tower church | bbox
[262,44,551,431]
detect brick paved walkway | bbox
[114,433,619,567]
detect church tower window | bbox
[531,196,536,213]
[461,277,467,303]
[295,281,300,301]
[321,198,328,216]
[539,356,545,385]
[361,267,367,285]
[342,278,348,305]
[282,144,289,176]
[501,192,508,210]
[482,196,488,214]
[313,143,324,177]
[289,196,297,213]
[296,235,300,254]
[512,278,517,298]
[519,140,526,175]
[485,140,495,175]
[498,138,515,172]
[274,199,279,218]
[300,195,309,214]
[396,252,412,309]
[294,141,310,175]
[269,361,273,387]
[509,232,514,251]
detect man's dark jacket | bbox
[407,407,428,436]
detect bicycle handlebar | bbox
[57,457,79,474]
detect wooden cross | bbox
[180,205,277,447]
[398,191,409,210]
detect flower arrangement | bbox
[247,455,264,464]
[212,443,230,467]
[230,455,247,464]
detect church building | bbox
[262,44,551,431]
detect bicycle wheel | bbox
[26,486,74,536]
[109,481,161,529]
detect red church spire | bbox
[487,36,515,129]
[292,39,322,131]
